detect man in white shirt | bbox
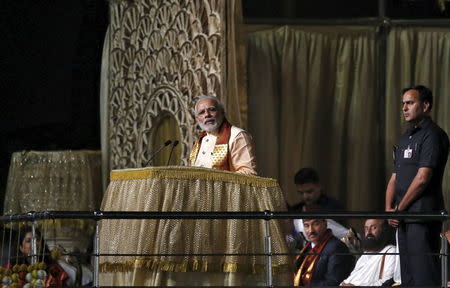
[340,219,396,286]
[189,96,257,175]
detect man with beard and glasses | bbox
[294,219,354,286]
[189,96,257,175]
[340,219,396,286]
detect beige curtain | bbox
[385,27,450,213]
[247,26,382,212]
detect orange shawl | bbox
[294,229,333,286]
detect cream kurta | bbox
[194,126,257,175]
[341,245,396,286]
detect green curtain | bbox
[246,25,450,220]
[247,26,381,214]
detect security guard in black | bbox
[393,116,449,215]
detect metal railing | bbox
[1,210,448,288]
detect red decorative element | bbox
[44,264,68,288]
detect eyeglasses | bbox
[196,106,218,116]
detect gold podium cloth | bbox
[99,166,292,286]
[4,150,102,251]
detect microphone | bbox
[145,140,172,166]
[166,140,179,166]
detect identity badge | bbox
[404,147,413,158]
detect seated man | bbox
[289,167,342,212]
[294,219,354,286]
[290,168,356,251]
[294,218,350,242]
[189,96,257,175]
[341,219,396,286]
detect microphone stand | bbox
[145,140,172,166]
[166,140,179,166]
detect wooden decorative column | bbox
[106,0,226,169]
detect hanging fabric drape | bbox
[247,26,381,212]
[225,0,247,128]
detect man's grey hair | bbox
[194,95,225,115]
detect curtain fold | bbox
[247,26,382,212]
[226,0,247,128]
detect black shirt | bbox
[393,117,449,212]
[287,194,343,212]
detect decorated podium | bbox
[99,166,292,286]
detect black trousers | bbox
[397,221,441,286]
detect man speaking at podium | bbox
[189,96,257,175]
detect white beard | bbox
[199,115,224,132]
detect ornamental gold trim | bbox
[110,167,279,188]
[100,259,291,274]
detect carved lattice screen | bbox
[107,0,225,169]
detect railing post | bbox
[441,227,448,288]
[264,211,273,287]
[93,219,100,288]
[31,220,38,265]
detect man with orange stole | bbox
[294,219,354,286]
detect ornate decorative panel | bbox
[108,0,225,169]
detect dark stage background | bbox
[0,0,108,210]
[0,0,449,212]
